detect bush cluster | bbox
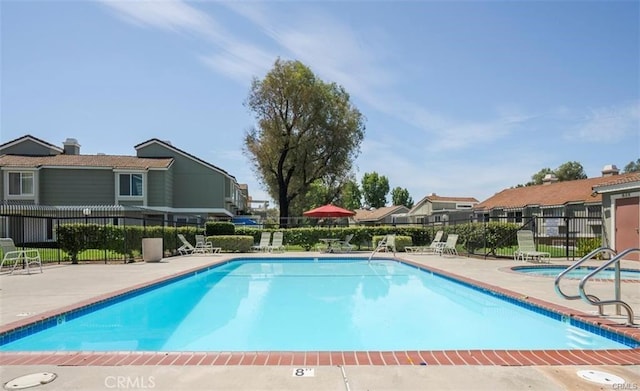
[57,221,522,259]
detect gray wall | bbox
[601,194,613,248]
[147,170,173,207]
[40,168,114,205]
[137,143,225,209]
[0,139,60,156]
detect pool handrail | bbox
[578,247,639,326]
[554,246,617,316]
[368,234,396,262]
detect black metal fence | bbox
[1,202,604,264]
[0,203,202,264]
[415,214,604,260]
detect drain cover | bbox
[4,372,57,390]
[577,370,625,385]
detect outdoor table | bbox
[319,238,340,253]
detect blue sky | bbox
[2,0,639,206]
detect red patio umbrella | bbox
[303,204,355,218]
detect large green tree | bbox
[555,161,587,181]
[525,161,587,186]
[391,187,414,209]
[361,172,389,208]
[528,167,554,186]
[623,158,640,173]
[339,179,362,211]
[244,59,365,227]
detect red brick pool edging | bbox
[2,348,639,366]
[1,257,639,367]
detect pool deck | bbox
[1,252,639,390]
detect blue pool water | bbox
[514,266,640,280]
[1,259,635,351]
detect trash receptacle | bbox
[142,238,163,262]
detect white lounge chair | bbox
[251,232,272,252]
[268,231,285,253]
[406,230,444,254]
[0,238,42,274]
[177,234,195,255]
[195,234,221,254]
[437,234,459,256]
[336,234,355,252]
[515,230,550,263]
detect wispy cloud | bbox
[99,0,273,82]
[565,101,640,143]
[224,3,526,152]
[98,0,636,202]
[100,0,520,151]
[99,0,218,37]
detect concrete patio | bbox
[1,252,639,390]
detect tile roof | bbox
[474,173,640,210]
[353,205,409,222]
[426,195,479,203]
[0,154,173,170]
[593,172,640,188]
[409,194,478,214]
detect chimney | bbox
[63,138,80,155]
[601,164,619,177]
[542,173,558,185]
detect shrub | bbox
[207,235,253,252]
[206,221,235,235]
[56,224,88,263]
[576,237,602,258]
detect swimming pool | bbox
[512,265,640,280]
[0,258,637,351]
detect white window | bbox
[8,172,34,196]
[119,173,143,197]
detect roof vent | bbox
[601,164,619,177]
[63,138,80,155]
[542,173,558,185]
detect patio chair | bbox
[405,230,444,254]
[195,234,221,254]
[515,230,550,263]
[268,231,285,253]
[177,234,196,255]
[251,231,272,252]
[0,238,42,274]
[336,234,355,252]
[437,234,459,256]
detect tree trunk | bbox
[279,192,290,228]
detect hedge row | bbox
[56,224,203,263]
[236,222,521,252]
[56,222,522,261]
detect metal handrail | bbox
[578,247,639,326]
[368,235,396,262]
[554,246,617,302]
